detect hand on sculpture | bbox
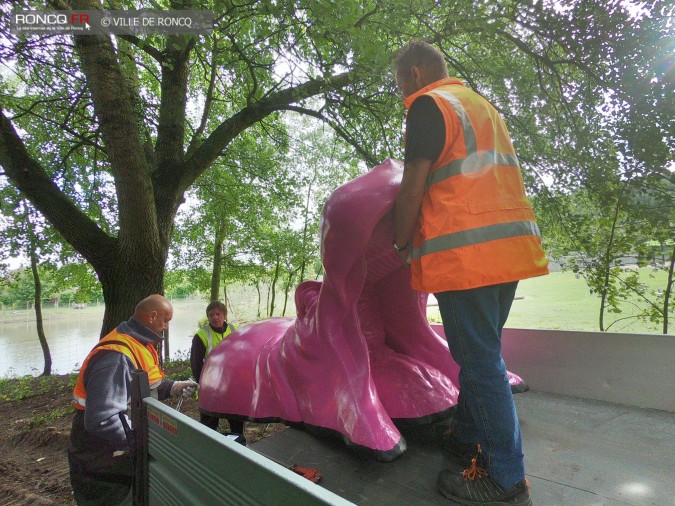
[171,380,198,398]
[396,248,410,264]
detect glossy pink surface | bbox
[198,159,525,460]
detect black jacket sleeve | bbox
[156,380,174,401]
[190,334,207,382]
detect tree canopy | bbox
[0,0,672,335]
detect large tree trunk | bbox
[0,23,354,345]
[97,254,166,338]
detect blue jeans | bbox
[435,281,524,489]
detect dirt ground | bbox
[0,367,287,505]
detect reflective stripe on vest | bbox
[411,220,541,260]
[197,323,235,356]
[426,90,521,186]
[72,330,165,410]
[428,151,520,186]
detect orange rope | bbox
[462,444,488,480]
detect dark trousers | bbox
[68,411,134,506]
[68,410,134,505]
[435,281,524,489]
[68,451,133,505]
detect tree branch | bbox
[72,30,160,250]
[117,35,164,62]
[181,71,357,193]
[155,35,192,170]
[0,107,117,270]
[188,34,219,150]
[281,105,378,167]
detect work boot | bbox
[439,429,479,470]
[437,453,532,506]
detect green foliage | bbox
[0,375,55,402]
[163,355,192,381]
[170,112,361,312]
[53,262,103,304]
[164,268,204,299]
[0,262,102,306]
[29,406,73,429]
[0,265,51,306]
[0,375,75,426]
[427,270,671,333]
[539,174,674,332]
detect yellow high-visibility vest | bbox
[196,323,235,356]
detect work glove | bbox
[170,380,198,399]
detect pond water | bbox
[0,299,210,378]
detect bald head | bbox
[133,294,173,335]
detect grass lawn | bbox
[427,268,672,335]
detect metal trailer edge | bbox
[130,370,356,506]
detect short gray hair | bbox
[395,40,448,81]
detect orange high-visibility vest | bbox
[72,329,165,410]
[404,78,549,293]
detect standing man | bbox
[190,300,244,436]
[68,294,197,505]
[393,41,548,506]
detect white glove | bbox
[171,380,198,399]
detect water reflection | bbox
[0,299,206,377]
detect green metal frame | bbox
[131,371,355,505]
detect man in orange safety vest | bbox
[68,294,197,505]
[393,40,548,506]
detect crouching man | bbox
[68,294,197,505]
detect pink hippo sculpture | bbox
[198,158,527,462]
